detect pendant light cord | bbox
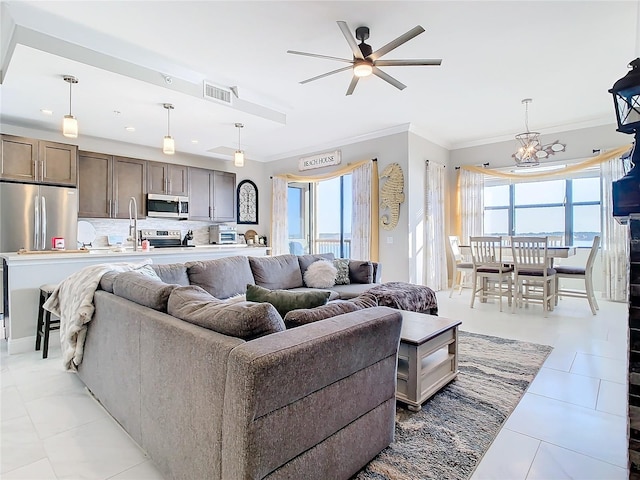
[68,80,72,116]
[167,107,171,136]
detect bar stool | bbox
[35,284,60,359]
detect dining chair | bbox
[548,235,564,246]
[447,235,474,297]
[510,236,557,317]
[469,236,513,312]
[554,236,600,315]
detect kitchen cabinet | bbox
[148,162,189,196]
[1,134,77,186]
[78,152,146,219]
[188,168,236,222]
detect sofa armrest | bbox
[221,306,402,480]
[372,261,382,282]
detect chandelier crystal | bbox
[512,98,565,167]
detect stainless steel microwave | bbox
[147,194,189,219]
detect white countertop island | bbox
[1,245,270,354]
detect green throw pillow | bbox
[246,284,331,317]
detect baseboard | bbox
[8,335,36,354]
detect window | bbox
[287,175,352,257]
[483,173,601,247]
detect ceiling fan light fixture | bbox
[353,61,373,77]
[62,75,79,138]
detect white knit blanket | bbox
[43,259,152,371]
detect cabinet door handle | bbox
[209,206,212,218]
[41,159,45,181]
[167,179,171,193]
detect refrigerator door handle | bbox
[41,196,47,250]
[34,195,40,250]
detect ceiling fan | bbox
[287,21,442,96]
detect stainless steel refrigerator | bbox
[0,182,78,252]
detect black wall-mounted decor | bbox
[237,179,258,224]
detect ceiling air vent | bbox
[203,81,232,105]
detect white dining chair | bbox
[554,236,600,315]
[469,236,513,312]
[447,235,474,297]
[510,236,556,317]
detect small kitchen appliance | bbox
[209,224,238,244]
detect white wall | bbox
[264,129,449,284]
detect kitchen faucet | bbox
[128,196,138,251]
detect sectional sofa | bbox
[77,253,402,480]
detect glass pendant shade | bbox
[62,114,78,138]
[234,150,245,167]
[163,136,175,155]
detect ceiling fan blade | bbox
[337,20,364,60]
[369,25,425,61]
[300,65,353,84]
[374,59,442,66]
[372,66,406,90]
[287,50,353,63]
[346,76,359,96]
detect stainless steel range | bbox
[139,229,193,248]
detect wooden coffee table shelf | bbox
[396,311,462,411]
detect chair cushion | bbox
[554,266,586,275]
[456,262,474,269]
[518,268,556,277]
[477,266,513,273]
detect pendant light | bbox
[62,75,79,138]
[234,123,244,167]
[162,103,175,155]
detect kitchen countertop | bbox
[0,244,271,264]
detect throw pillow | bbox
[245,284,331,317]
[283,292,379,328]
[349,261,374,284]
[333,258,350,285]
[303,260,337,289]
[167,285,285,340]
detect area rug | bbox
[354,331,553,480]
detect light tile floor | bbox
[0,291,628,479]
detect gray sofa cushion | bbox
[151,263,190,286]
[99,271,119,293]
[349,260,374,284]
[283,293,378,328]
[329,283,381,299]
[112,271,176,312]
[298,253,336,280]
[167,285,285,340]
[186,256,254,299]
[249,254,303,290]
[246,284,331,317]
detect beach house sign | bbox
[298,150,341,171]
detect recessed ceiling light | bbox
[191,139,199,144]
[40,109,53,115]
[125,126,136,132]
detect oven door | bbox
[219,231,238,244]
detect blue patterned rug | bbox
[354,331,553,480]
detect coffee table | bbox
[396,311,462,411]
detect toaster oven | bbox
[209,224,238,244]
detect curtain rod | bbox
[455,162,489,170]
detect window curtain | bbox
[272,158,378,260]
[424,160,447,290]
[601,157,629,301]
[270,176,288,256]
[351,161,374,260]
[459,168,484,244]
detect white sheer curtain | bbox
[459,168,484,244]
[601,158,629,301]
[270,176,289,256]
[424,160,447,290]
[351,161,372,260]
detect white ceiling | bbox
[1,1,639,162]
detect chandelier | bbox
[512,98,566,167]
